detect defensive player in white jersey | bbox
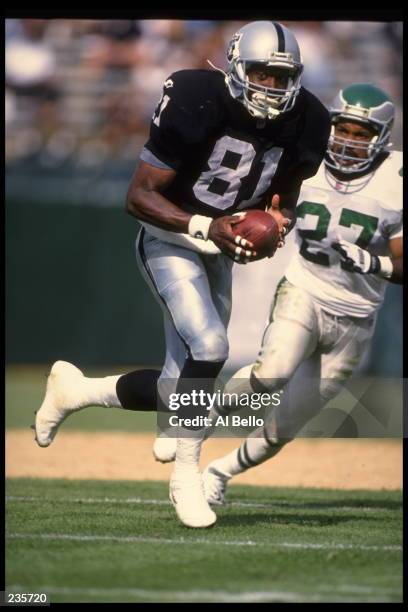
[201,83,403,505]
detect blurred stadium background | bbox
[5,20,403,603]
[6,18,403,374]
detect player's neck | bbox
[323,151,390,193]
[324,166,376,194]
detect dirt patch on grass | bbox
[6,431,402,490]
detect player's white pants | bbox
[252,277,376,439]
[135,228,233,402]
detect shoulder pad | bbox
[146,70,225,167]
[152,70,225,142]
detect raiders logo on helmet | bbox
[227,32,243,63]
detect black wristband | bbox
[369,254,381,274]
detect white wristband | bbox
[377,256,394,279]
[188,215,213,241]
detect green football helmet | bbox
[325,83,394,174]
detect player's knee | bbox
[251,362,289,393]
[252,349,297,386]
[192,329,229,362]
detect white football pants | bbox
[252,277,376,438]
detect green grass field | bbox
[6,367,403,602]
[6,478,402,603]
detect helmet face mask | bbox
[325,84,394,175]
[225,22,304,120]
[232,59,303,119]
[328,118,384,174]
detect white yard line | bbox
[5,584,400,603]
[5,495,398,513]
[6,532,402,552]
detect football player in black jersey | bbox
[34,21,330,528]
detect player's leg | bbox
[170,256,233,522]
[318,310,376,402]
[153,315,229,465]
[138,230,233,526]
[204,358,323,504]
[204,307,377,504]
[33,358,165,447]
[33,361,161,447]
[203,252,234,331]
[132,229,189,463]
[33,231,219,448]
[241,311,377,479]
[169,260,232,527]
[152,312,187,462]
[203,279,319,502]
[206,277,318,425]
[33,240,169,451]
[153,253,234,464]
[115,235,232,425]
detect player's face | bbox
[332,120,377,164]
[246,64,291,91]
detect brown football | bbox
[232,210,280,261]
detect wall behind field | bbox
[6,198,402,375]
[6,199,165,366]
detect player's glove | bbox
[331,240,393,278]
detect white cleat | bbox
[169,471,217,528]
[34,360,87,447]
[153,436,177,463]
[202,463,231,506]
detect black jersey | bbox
[143,70,330,218]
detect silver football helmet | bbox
[224,21,304,120]
[326,83,395,174]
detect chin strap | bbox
[206,59,239,103]
[206,59,228,78]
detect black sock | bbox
[177,358,225,384]
[116,369,160,411]
[175,358,225,430]
[116,360,225,414]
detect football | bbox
[232,210,280,260]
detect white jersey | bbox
[285,151,403,317]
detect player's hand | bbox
[331,240,380,274]
[267,194,291,248]
[208,214,257,264]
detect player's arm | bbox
[387,237,403,284]
[331,236,403,285]
[126,160,255,262]
[126,161,190,231]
